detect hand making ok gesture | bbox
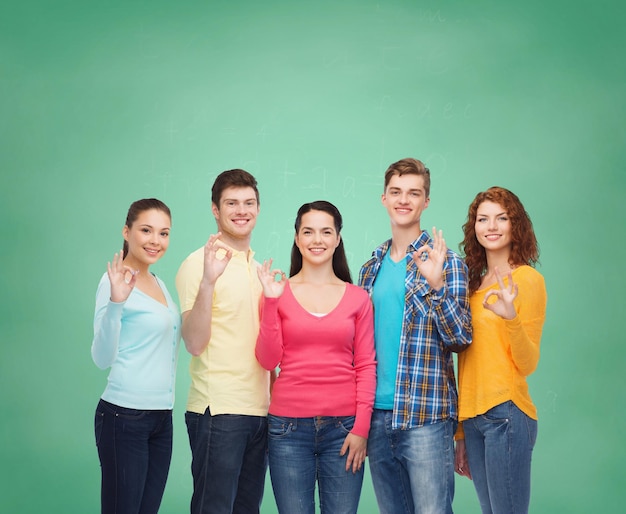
[106,249,138,303]
[412,226,446,291]
[201,232,233,285]
[482,266,518,320]
[256,259,287,298]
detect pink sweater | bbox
[256,282,377,438]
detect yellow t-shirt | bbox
[176,245,270,416]
[457,265,547,436]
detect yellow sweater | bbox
[457,266,547,438]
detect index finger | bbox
[494,267,507,290]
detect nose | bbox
[487,218,497,230]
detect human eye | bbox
[477,217,487,223]
[161,231,169,237]
[141,227,150,233]
[498,215,509,222]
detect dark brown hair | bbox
[211,169,259,207]
[289,200,352,284]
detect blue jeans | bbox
[94,399,173,514]
[463,401,538,514]
[368,410,455,514]
[185,408,268,514]
[267,415,364,514]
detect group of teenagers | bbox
[92,157,547,514]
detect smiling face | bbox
[474,200,512,254]
[122,208,171,268]
[294,210,341,266]
[381,173,430,230]
[212,186,259,248]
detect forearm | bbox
[506,315,541,376]
[91,280,124,369]
[432,258,472,351]
[255,297,283,369]
[432,287,472,351]
[181,280,215,356]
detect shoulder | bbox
[514,265,546,291]
[177,247,204,273]
[444,249,467,269]
[96,272,110,291]
[345,283,372,304]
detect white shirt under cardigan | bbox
[92,272,181,410]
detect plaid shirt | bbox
[359,231,472,430]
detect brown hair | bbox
[384,158,431,197]
[460,187,539,294]
[211,169,259,207]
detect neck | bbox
[485,249,513,274]
[390,224,422,258]
[292,263,338,285]
[218,233,251,254]
[123,256,150,275]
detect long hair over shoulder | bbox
[289,200,353,284]
[460,187,539,294]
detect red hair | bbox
[460,187,539,294]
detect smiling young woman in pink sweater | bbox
[255,200,376,514]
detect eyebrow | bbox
[138,224,170,230]
[301,226,335,231]
[477,211,507,217]
[388,187,423,193]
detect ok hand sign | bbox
[483,267,518,320]
[202,233,233,285]
[257,259,287,298]
[412,226,446,291]
[107,250,138,303]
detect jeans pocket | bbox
[337,415,356,435]
[480,402,510,427]
[94,410,104,447]
[115,408,147,421]
[267,416,293,439]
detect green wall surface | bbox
[1,0,624,512]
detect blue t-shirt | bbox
[371,251,406,409]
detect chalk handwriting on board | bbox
[282,161,297,189]
[302,167,327,195]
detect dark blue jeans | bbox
[185,408,268,514]
[267,415,364,514]
[94,399,173,514]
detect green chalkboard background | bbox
[1,0,624,512]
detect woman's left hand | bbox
[483,267,518,320]
[340,432,367,474]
